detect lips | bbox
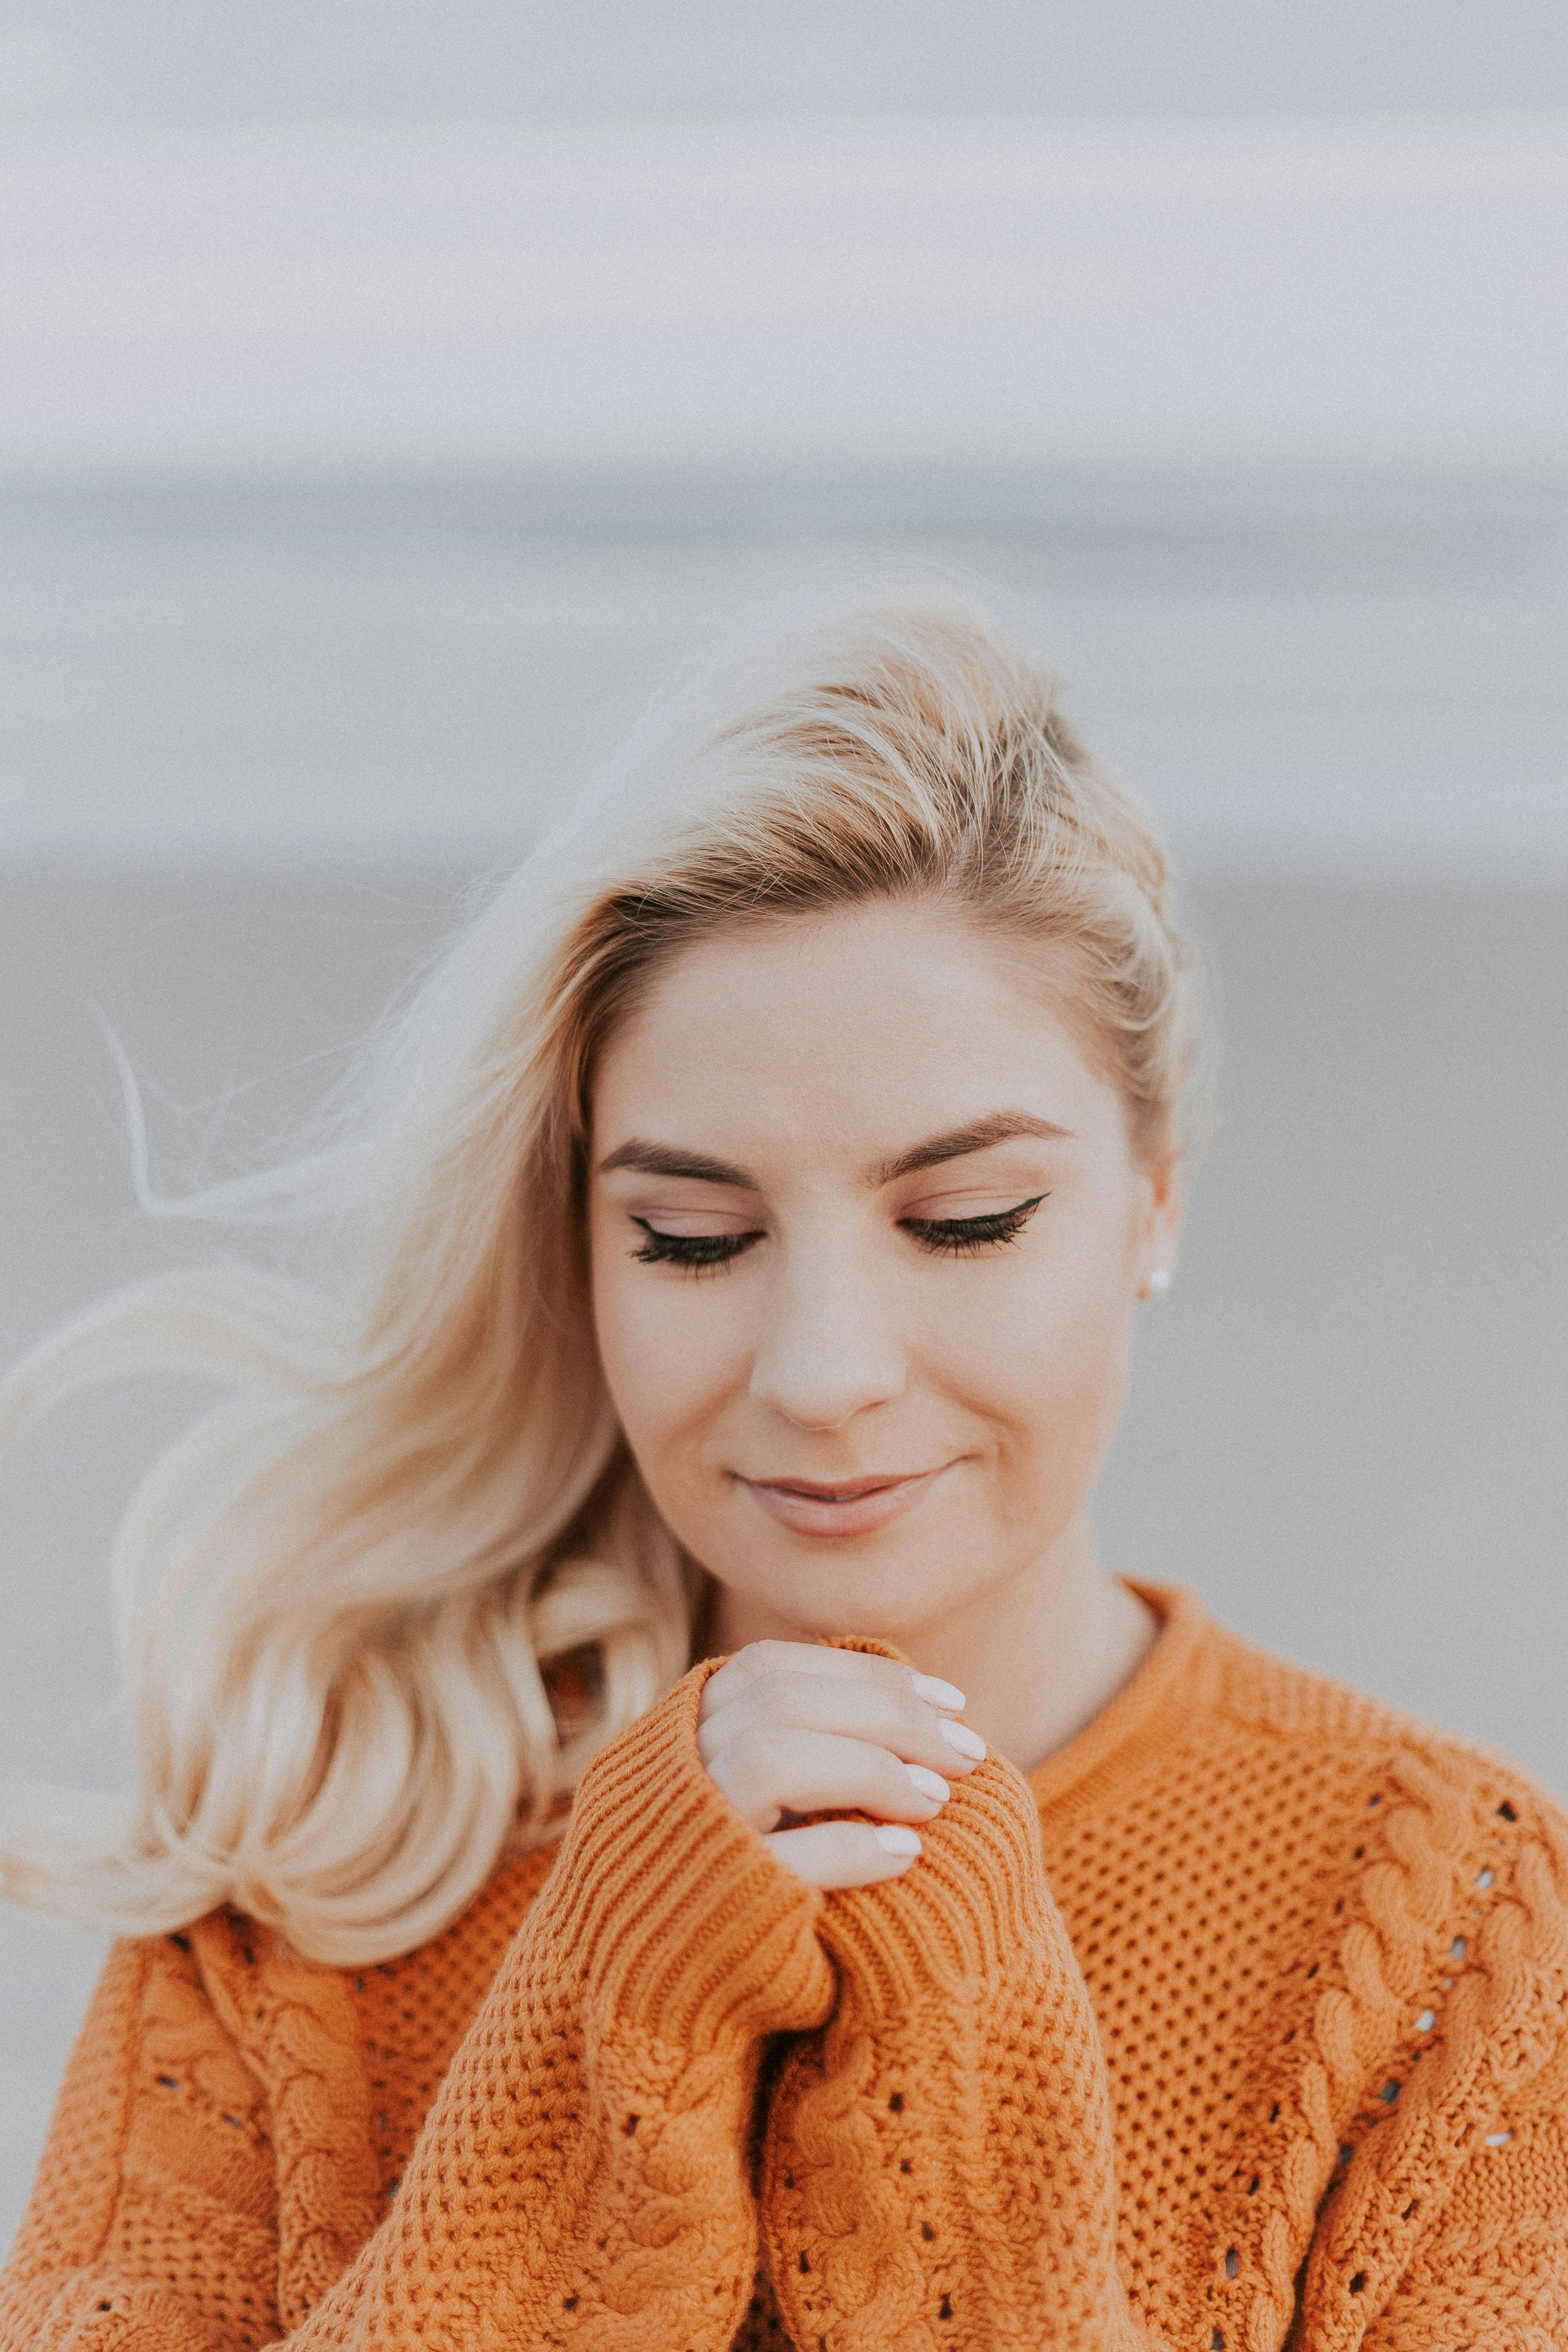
[764,1475,913,1501]
[737,1465,950,1539]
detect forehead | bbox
[591,899,1125,1160]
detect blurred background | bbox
[2,0,1566,2255]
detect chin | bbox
[725,1546,983,1645]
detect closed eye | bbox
[629,1192,1048,1272]
[899,1194,1047,1256]
[630,1217,764,1275]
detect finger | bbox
[698,1668,985,1777]
[707,1724,950,1831]
[700,1639,965,1727]
[762,1819,923,1890]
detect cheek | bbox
[589,1220,744,1460]
[933,1223,1135,1468]
[589,1227,663,1444]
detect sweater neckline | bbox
[1026,1580,1212,1818]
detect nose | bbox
[748,1242,907,1430]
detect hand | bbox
[696,1640,987,1889]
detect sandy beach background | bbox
[3,472,1566,2251]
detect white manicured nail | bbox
[940,1720,986,1761]
[911,1671,967,1710]
[874,1824,923,1856]
[906,1765,950,1803]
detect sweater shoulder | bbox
[1204,1613,1568,1849]
[1189,1616,1568,2067]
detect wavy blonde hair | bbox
[0,596,1205,1964]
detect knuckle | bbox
[870,1746,918,1800]
[817,1821,864,1861]
[804,1821,857,1868]
[710,1642,776,1698]
[852,1687,916,1744]
[698,1661,743,1718]
[727,1721,784,1778]
[731,1661,778,1705]
[706,1746,761,1817]
[903,1696,944,1743]
[892,1688,943,1740]
[742,1641,804,1685]
[714,1723,794,1816]
[757,1666,815,1721]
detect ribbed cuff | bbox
[542,1661,836,2052]
[817,1748,1063,2009]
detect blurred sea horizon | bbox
[5,456,1567,877]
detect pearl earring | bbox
[1142,1266,1172,1297]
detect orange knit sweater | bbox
[5,1585,1568,2352]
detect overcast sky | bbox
[1,13,1565,861]
[3,0,1568,131]
[5,115,1563,474]
[2,7,1565,475]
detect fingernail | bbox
[911,1671,967,1710]
[874,1824,923,1856]
[906,1765,950,1804]
[940,1720,986,1761]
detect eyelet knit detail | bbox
[2,1660,835,2352]
[293,1661,831,2348]
[1297,1759,1568,2352]
[763,1749,1149,2352]
[189,1915,382,2329]
[1155,1742,1568,2352]
[6,1591,1568,2352]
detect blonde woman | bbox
[2,603,1565,2352]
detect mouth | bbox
[736,1465,952,1539]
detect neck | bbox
[708,1513,1159,1775]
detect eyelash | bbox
[629,1194,1047,1275]
[629,1222,761,1273]
[902,1194,1047,1256]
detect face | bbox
[588,897,1181,1647]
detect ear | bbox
[1135,1155,1187,1300]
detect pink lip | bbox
[737,1466,951,1539]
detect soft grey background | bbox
[5,0,1568,129]
[3,0,1566,2268]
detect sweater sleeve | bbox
[2,1660,837,2352]
[1309,1789,1568,2352]
[758,1742,1167,2352]
[0,1932,283,2351]
[1353,2125,1568,2349]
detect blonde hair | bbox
[0,596,1204,1964]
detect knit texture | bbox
[4,1586,1568,2350]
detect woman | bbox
[2,603,1565,2352]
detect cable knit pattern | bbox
[4,1586,1568,2352]
[761,1743,1155,2350]
[187,1912,382,2328]
[0,1660,834,2351]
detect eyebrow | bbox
[596,1140,759,1186]
[596,1111,1072,1191]
[873,1112,1074,1184]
